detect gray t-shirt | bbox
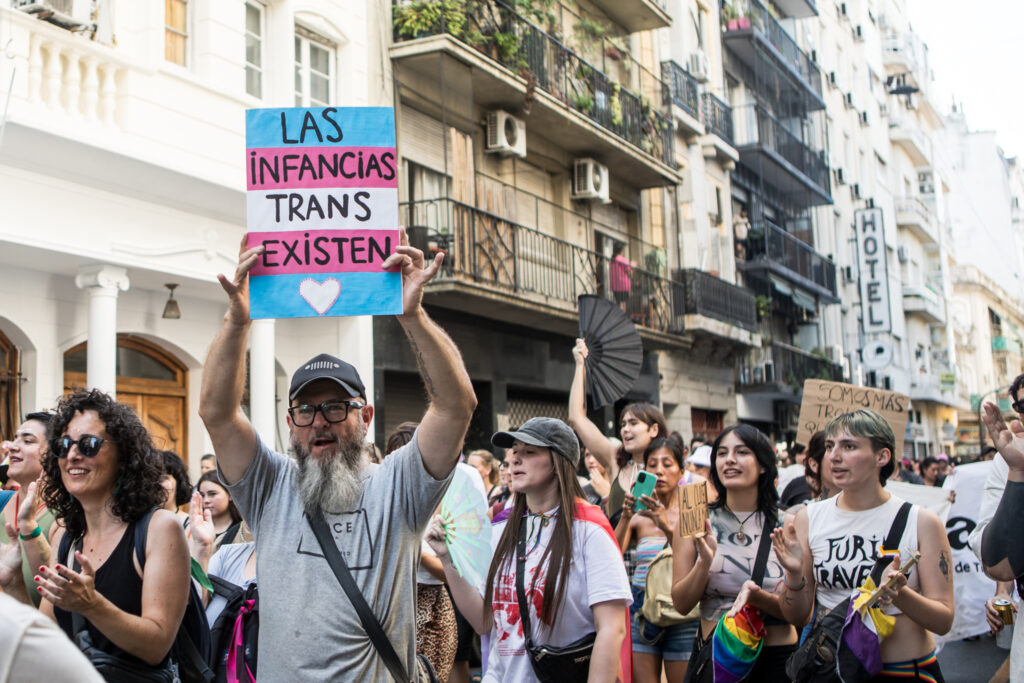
[222,429,451,680]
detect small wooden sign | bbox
[678,482,709,538]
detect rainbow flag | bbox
[712,604,765,683]
[245,107,402,319]
[837,576,896,679]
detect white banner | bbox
[938,461,996,644]
[884,479,951,522]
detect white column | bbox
[337,316,375,435]
[249,319,277,447]
[74,265,129,396]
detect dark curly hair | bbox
[42,388,166,540]
[161,450,193,508]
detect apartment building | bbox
[0,1,384,462]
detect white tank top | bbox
[806,494,920,614]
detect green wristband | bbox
[19,525,42,541]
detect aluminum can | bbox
[994,599,1015,626]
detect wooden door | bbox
[117,393,185,455]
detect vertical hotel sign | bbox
[245,107,402,319]
[855,208,891,333]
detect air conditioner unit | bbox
[839,2,849,18]
[842,265,855,283]
[829,71,839,88]
[897,245,908,263]
[882,375,892,390]
[854,25,865,41]
[859,110,869,126]
[835,167,847,185]
[485,110,527,158]
[828,344,845,363]
[851,183,862,199]
[571,158,610,203]
[865,198,875,209]
[811,49,819,63]
[879,102,890,118]
[14,0,91,28]
[844,92,855,109]
[689,51,711,83]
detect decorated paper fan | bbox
[439,467,492,587]
[578,294,644,409]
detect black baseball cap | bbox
[289,353,367,402]
[491,417,580,466]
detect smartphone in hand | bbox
[631,470,657,511]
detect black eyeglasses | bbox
[51,435,105,458]
[288,400,364,427]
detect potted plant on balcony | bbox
[393,0,467,40]
[722,3,740,31]
[754,294,772,321]
[572,93,595,114]
[610,82,623,127]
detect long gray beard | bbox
[294,432,365,516]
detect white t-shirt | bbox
[0,593,104,682]
[417,463,487,586]
[806,494,920,613]
[207,542,257,626]
[481,505,632,683]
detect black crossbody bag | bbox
[683,513,775,683]
[786,502,912,683]
[514,516,596,683]
[307,513,439,683]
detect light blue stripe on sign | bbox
[246,107,396,148]
[249,271,402,319]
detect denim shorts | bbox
[630,586,699,661]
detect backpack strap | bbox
[307,512,412,683]
[209,574,245,602]
[132,507,159,571]
[750,513,775,586]
[868,502,912,585]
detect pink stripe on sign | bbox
[248,229,400,275]
[247,147,398,190]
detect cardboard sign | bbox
[678,482,709,538]
[796,379,909,455]
[245,107,402,319]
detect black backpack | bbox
[58,509,215,683]
[207,575,259,683]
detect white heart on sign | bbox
[299,278,341,315]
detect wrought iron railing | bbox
[745,221,837,295]
[722,0,822,98]
[702,92,734,144]
[738,341,843,388]
[661,60,700,121]
[393,0,675,167]
[733,104,829,194]
[677,269,758,331]
[402,198,685,335]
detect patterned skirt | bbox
[416,583,458,681]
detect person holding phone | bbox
[670,424,797,681]
[771,410,954,681]
[615,438,697,682]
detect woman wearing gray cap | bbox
[426,417,633,682]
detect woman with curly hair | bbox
[5,388,191,671]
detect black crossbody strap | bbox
[514,516,535,646]
[307,513,411,683]
[750,513,774,586]
[869,502,912,585]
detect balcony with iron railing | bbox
[894,196,937,244]
[732,104,831,205]
[888,111,931,167]
[676,268,759,335]
[661,60,702,133]
[401,197,686,341]
[702,92,734,145]
[902,281,945,324]
[390,0,677,187]
[587,0,671,33]
[738,341,844,394]
[721,0,823,105]
[739,220,838,301]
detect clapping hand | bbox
[982,401,1024,473]
[16,479,41,532]
[771,517,803,575]
[36,552,101,614]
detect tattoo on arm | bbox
[938,551,950,581]
[405,333,437,397]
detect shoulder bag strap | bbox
[750,513,774,585]
[514,516,535,646]
[868,502,912,585]
[307,513,412,683]
[132,508,158,571]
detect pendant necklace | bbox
[728,509,759,543]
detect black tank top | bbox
[55,523,145,659]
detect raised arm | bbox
[880,508,955,635]
[383,232,476,480]
[198,237,264,485]
[568,339,618,475]
[671,518,716,615]
[38,511,191,665]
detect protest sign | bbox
[884,480,951,523]
[796,379,909,455]
[245,107,402,319]
[935,461,996,644]
[678,482,709,537]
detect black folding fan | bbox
[577,295,644,409]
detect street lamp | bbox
[977,384,1011,456]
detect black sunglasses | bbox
[51,435,105,458]
[287,400,364,427]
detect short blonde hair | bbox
[468,449,500,486]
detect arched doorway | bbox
[0,329,19,441]
[64,336,189,464]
